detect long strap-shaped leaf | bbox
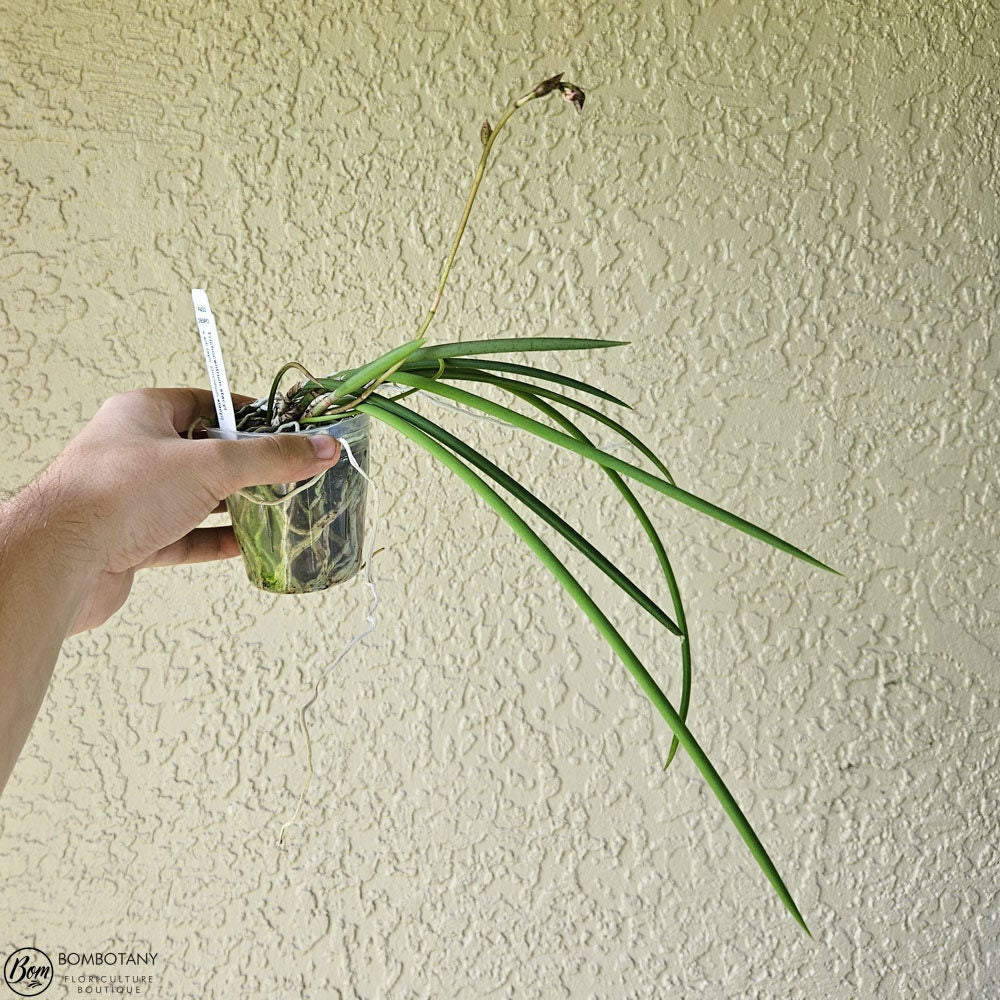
[406,364,691,759]
[406,336,627,365]
[365,393,681,636]
[380,372,838,575]
[509,388,692,770]
[355,399,811,935]
[401,357,632,409]
[323,337,427,399]
[425,365,677,485]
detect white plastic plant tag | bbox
[192,288,237,440]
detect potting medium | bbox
[208,411,370,593]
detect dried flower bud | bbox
[558,83,585,113]
[480,119,492,145]
[531,72,564,99]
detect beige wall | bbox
[2,1,998,996]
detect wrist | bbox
[0,476,106,627]
[0,477,107,792]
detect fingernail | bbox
[311,434,338,460]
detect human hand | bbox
[17,388,342,634]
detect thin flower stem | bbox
[413,75,583,344]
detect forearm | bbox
[0,479,99,793]
[0,387,341,794]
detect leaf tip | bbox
[809,554,842,576]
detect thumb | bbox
[199,432,342,494]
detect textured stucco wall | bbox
[2,1,998,997]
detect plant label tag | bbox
[192,288,237,439]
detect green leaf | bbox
[434,370,690,767]
[511,389,692,771]
[407,336,628,364]
[386,372,838,575]
[432,367,676,484]
[401,357,632,408]
[323,337,427,400]
[356,398,811,935]
[366,394,681,636]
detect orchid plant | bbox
[211,73,834,933]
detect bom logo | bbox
[2,948,52,996]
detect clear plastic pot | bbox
[208,411,370,593]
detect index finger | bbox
[156,387,261,433]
